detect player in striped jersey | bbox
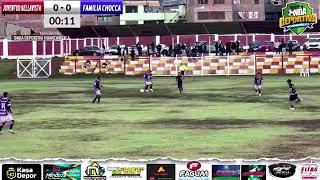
[254,72,263,96]
[287,79,301,110]
[92,76,103,103]
[0,92,15,134]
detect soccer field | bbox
[0,75,319,160]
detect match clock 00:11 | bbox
[44,14,81,28]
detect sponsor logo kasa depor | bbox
[2,164,41,180]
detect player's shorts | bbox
[95,89,101,96]
[0,114,13,123]
[289,94,298,101]
[145,81,152,86]
[255,85,262,90]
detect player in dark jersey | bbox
[92,76,102,103]
[254,72,263,96]
[176,72,184,94]
[287,79,301,110]
[144,70,153,92]
[0,92,15,134]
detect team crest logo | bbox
[279,1,317,35]
[6,168,16,180]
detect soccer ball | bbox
[140,89,145,93]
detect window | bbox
[233,0,240,4]
[97,16,108,22]
[214,0,224,4]
[126,21,139,25]
[125,6,138,13]
[198,11,225,20]
[198,12,210,20]
[198,0,208,4]
[254,0,259,4]
[210,11,225,19]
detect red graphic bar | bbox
[1,0,44,14]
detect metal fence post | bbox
[227,55,230,76]
[201,53,204,76]
[254,53,257,75]
[281,53,284,75]
[309,54,311,76]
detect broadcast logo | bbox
[43,164,81,180]
[107,166,144,178]
[241,165,266,180]
[268,163,296,178]
[301,161,319,180]
[2,164,41,180]
[212,165,240,180]
[279,1,317,35]
[84,162,106,180]
[147,164,175,180]
[178,161,209,180]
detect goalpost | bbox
[17,57,52,78]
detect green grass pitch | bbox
[0,75,319,160]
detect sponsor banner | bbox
[212,165,240,180]
[300,160,319,180]
[241,165,266,180]
[176,161,210,180]
[82,161,107,180]
[106,161,146,179]
[267,163,297,179]
[147,164,175,180]
[43,164,81,180]
[2,164,41,180]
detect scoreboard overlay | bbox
[0,0,123,28]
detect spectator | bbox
[236,40,240,55]
[147,45,150,56]
[156,44,162,56]
[219,42,224,56]
[275,41,280,54]
[151,42,155,52]
[169,45,173,57]
[117,45,121,56]
[215,42,219,56]
[278,41,282,54]
[288,41,293,55]
[125,46,129,55]
[226,43,231,56]
[130,48,135,60]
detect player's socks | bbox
[9,120,14,130]
[97,96,101,103]
[92,97,97,103]
[0,125,3,133]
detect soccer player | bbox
[144,70,153,92]
[0,92,15,134]
[287,79,301,110]
[254,72,263,96]
[92,76,102,103]
[176,72,183,94]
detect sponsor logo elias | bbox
[268,163,296,178]
[179,161,209,178]
[301,161,319,179]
